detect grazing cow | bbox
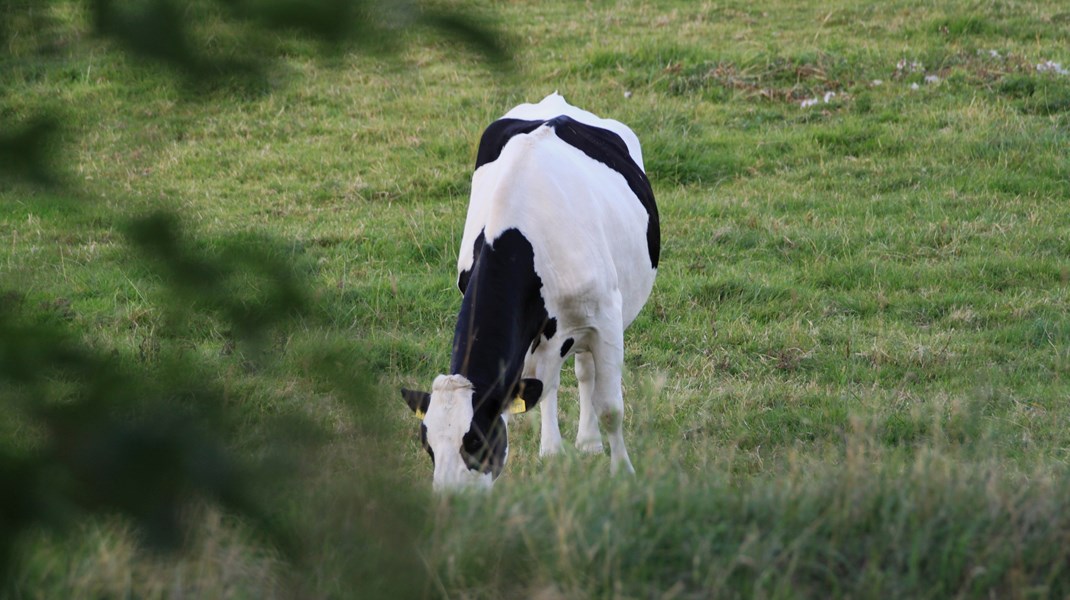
[401,93,659,491]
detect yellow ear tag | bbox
[414,409,426,420]
[507,397,527,415]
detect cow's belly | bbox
[538,247,655,344]
[532,213,656,332]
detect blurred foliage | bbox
[126,212,309,345]
[0,116,61,188]
[0,213,306,583]
[0,0,508,594]
[0,284,282,564]
[84,0,509,86]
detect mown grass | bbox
[3,0,1070,597]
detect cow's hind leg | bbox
[574,350,603,454]
[589,300,635,475]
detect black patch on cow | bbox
[457,230,486,295]
[531,317,558,352]
[462,414,506,477]
[559,337,574,358]
[419,422,434,465]
[450,227,548,424]
[543,317,557,340]
[547,115,660,269]
[474,119,546,169]
[473,116,660,269]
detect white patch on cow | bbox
[423,374,492,492]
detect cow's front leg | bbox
[539,389,564,453]
[538,370,563,457]
[575,350,604,454]
[526,352,564,457]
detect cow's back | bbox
[497,93,646,170]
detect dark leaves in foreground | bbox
[0,285,284,580]
[126,212,308,345]
[85,0,510,89]
[0,0,508,592]
[0,116,61,187]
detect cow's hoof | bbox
[576,439,604,454]
[539,442,563,457]
[611,458,636,476]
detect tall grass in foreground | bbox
[434,437,1070,599]
[10,395,1069,599]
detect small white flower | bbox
[988,49,1001,59]
[801,97,819,108]
[823,91,836,103]
[910,82,920,90]
[871,79,883,86]
[1037,61,1069,76]
[924,75,940,84]
[623,90,633,99]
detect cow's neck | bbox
[449,228,546,415]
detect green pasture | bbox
[3,0,1069,597]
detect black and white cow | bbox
[401,93,659,491]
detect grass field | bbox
[3,0,1070,597]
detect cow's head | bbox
[401,374,543,491]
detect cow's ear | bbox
[507,378,544,414]
[401,388,431,419]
